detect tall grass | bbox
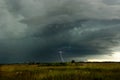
[0,63,120,80]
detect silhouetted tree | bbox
[71,60,75,63]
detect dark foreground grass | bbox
[0,62,120,80]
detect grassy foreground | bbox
[0,62,120,80]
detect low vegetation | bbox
[0,62,120,80]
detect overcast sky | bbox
[0,0,120,63]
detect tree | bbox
[71,60,75,63]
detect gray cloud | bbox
[0,0,120,63]
[103,0,120,5]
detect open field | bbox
[0,62,120,80]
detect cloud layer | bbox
[0,0,120,63]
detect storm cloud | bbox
[0,0,120,63]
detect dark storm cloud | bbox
[0,0,120,63]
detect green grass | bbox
[0,62,120,80]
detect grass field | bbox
[0,62,120,80]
